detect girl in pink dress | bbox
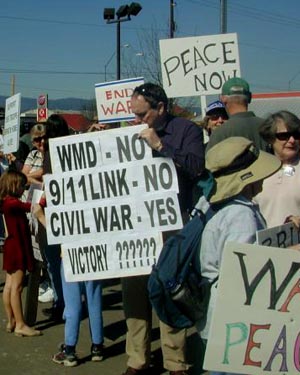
[0,170,41,337]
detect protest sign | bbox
[61,231,163,281]
[95,77,144,123]
[45,125,182,281]
[204,241,300,374]
[257,222,300,248]
[160,33,240,97]
[3,93,21,154]
[48,124,153,174]
[29,188,44,262]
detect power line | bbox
[184,0,300,29]
[0,14,168,33]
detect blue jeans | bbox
[61,265,104,346]
[44,244,64,310]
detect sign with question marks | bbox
[44,124,182,281]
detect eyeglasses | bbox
[275,131,300,141]
[32,135,46,143]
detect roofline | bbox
[252,91,300,99]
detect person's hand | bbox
[139,128,163,151]
[32,203,46,227]
[6,153,16,164]
[87,123,107,132]
[284,215,300,228]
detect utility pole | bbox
[10,75,15,96]
[220,0,227,33]
[170,0,175,38]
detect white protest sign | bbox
[61,231,163,281]
[257,222,300,248]
[95,77,144,123]
[45,125,183,281]
[204,241,300,374]
[3,93,21,153]
[48,124,152,174]
[160,33,240,97]
[29,188,44,262]
[43,157,178,207]
[44,190,181,245]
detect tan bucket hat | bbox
[206,137,282,203]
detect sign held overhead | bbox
[160,33,240,98]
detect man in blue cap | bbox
[206,77,267,152]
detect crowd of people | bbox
[0,77,300,375]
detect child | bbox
[0,170,41,337]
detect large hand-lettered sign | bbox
[95,77,144,123]
[160,33,240,98]
[45,124,182,281]
[204,242,300,374]
[3,93,21,154]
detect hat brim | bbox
[206,107,227,116]
[209,150,281,204]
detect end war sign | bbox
[160,33,240,97]
[95,77,144,123]
[204,242,300,375]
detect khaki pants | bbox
[122,275,189,372]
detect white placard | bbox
[45,125,183,280]
[95,77,144,123]
[204,241,300,374]
[160,33,240,97]
[29,189,44,262]
[43,157,178,207]
[44,190,181,245]
[3,93,21,153]
[61,231,163,281]
[48,124,152,174]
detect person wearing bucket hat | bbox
[206,77,268,153]
[195,137,281,375]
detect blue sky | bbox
[1,0,300,100]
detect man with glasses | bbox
[121,83,205,375]
[206,77,268,152]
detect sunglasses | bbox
[32,135,46,143]
[209,113,228,121]
[275,131,300,141]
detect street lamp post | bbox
[103,3,142,80]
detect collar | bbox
[229,111,256,119]
[155,113,174,135]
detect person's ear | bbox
[157,102,165,116]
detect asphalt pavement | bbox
[0,252,206,375]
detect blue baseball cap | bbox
[205,100,226,116]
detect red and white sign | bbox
[37,107,48,122]
[37,93,48,122]
[95,77,144,124]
